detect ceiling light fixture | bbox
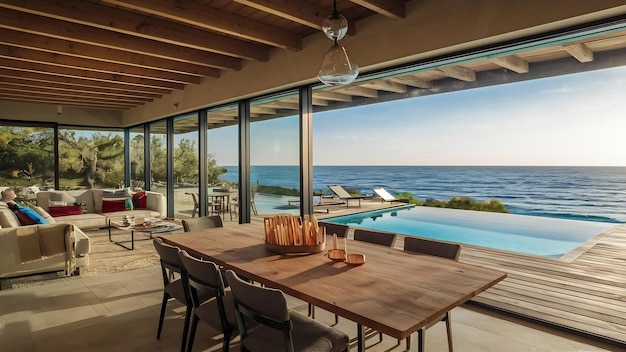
[317,0,358,86]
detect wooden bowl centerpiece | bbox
[264,214,325,254]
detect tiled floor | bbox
[0,266,621,352]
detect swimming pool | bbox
[324,206,617,258]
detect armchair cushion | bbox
[132,191,147,208]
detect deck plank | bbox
[452,225,626,345]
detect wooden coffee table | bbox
[108,218,183,250]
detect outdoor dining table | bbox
[161,223,506,352]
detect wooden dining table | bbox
[161,223,506,352]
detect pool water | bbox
[324,206,617,258]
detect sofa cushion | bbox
[31,206,56,224]
[13,205,48,225]
[48,205,83,217]
[102,199,129,213]
[132,191,147,208]
[14,208,36,225]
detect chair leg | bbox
[445,313,453,352]
[181,305,192,352]
[418,329,425,352]
[186,315,199,352]
[308,303,315,319]
[406,335,411,350]
[157,293,169,339]
[334,314,339,325]
[222,332,231,352]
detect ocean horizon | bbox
[220,165,626,223]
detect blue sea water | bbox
[220,166,626,223]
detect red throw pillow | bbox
[132,191,147,209]
[14,209,36,225]
[48,205,83,217]
[102,200,128,213]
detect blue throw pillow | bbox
[16,204,48,225]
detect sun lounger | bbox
[328,184,366,207]
[372,187,409,203]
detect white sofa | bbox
[0,199,91,280]
[36,189,166,229]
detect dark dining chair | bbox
[403,236,461,352]
[318,222,349,237]
[225,270,350,352]
[352,228,397,344]
[153,238,192,352]
[353,228,397,247]
[182,215,223,232]
[309,222,350,321]
[179,250,238,352]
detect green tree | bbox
[0,127,54,185]
[173,138,198,183]
[58,131,124,188]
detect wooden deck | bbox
[455,224,626,346]
[294,201,626,345]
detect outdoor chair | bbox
[327,184,366,208]
[153,238,193,352]
[185,192,200,217]
[372,187,409,203]
[182,215,223,232]
[403,236,461,351]
[179,250,238,352]
[225,270,350,352]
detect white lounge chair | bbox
[328,184,366,207]
[372,187,408,203]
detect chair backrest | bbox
[225,270,293,349]
[353,228,397,247]
[182,215,223,232]
[179,250,233,333]
[319,222,349,238]
[372,187,396,201]
[153,238,186,298]
[403,236,461,261]
[328,184,351,198]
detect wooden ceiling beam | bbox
[0,96,132,109]
[0,28,219,78]
[360,80,407,93]
[314,91,353,102]
[0,92,137,108]
[0,0,269,62]
[234,0,356,34]
[389,76,433,88]
[0,58,185,90]
[0,45,203,84]
[564,43,594,63]
[0,68,171,95]
[102,0,303,50]
[333,86,379,98]
[438,65,477,82]
[493,55,529,73]
[349,0,405,19]
[0,8,241,70]
[0,76,161,99]
[0,84,152,103]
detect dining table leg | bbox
[357,323,365,352]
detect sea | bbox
[220,166,626,223]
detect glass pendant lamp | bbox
[317,0,358,86]
[318,40,359,86]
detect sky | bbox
[208,66,626,166]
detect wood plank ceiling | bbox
[0,0,401,110]
[1,0,626,125]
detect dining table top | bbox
[161,223,507,340]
